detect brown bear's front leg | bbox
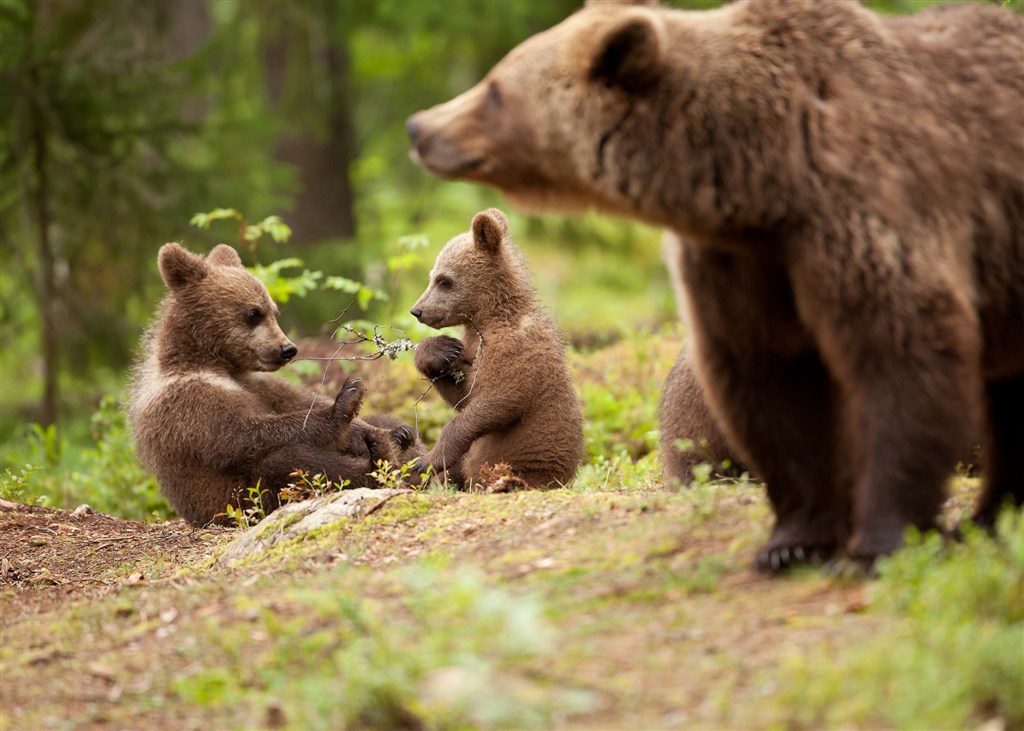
[790,227,981,565]
[415,335,475,408]
[973,375,1024,526]
[683,246,850,572]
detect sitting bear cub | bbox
[128,243,419,525]
[411,208,585,488]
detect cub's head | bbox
[410,208,528,329]
[157,243,297,372]
[406,0,672,216]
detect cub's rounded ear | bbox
[585,0,660,6]
[590,9,666,91]
[471,208,509,255]
[158,243,209,291]
[207,244,243,268]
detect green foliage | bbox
[189,208,293,244]
[0,395,171,520]
[0,463,41,503]
[174,561,590,729]
[370,458,433,491]
[775,511,1024,729]
[573,327,677,465]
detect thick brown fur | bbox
[128,243,420,526]
[660,344,744,482]
[410,208,586,488]
[407,1,1024,569]
[659,230,745,482]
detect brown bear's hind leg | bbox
[973,374,1024,527]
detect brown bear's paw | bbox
[755,521,841,574]
[389,424,416,452]
[360,428,399,468]
[755,543,835,574]
[845,516,931,567]
[414,335,466,379]
[332,377,365,423]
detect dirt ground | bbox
[0,500,231,624]
[0,478,991,731]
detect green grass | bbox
[771,512,1024,730]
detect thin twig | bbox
[298,301,414,429]
[412,378,437,439]
[453,315,485,411]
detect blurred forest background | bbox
[0,0,972,507]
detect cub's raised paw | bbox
[333,377,365,422]
[414,335,465,379]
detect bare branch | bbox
[453,315,485,411]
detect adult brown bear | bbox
[406,0,1024,570]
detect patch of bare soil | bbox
[0,499,232,624]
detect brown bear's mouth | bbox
[408,140,484,179]
[257,355,289,372]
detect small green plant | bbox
[370,458,433,490]
[0,464,41,503]
[219,480,272,529]
[278,469,350,506]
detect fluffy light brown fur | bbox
[410,208,585,488]
[407,0,1024,569]
[128,243,419,525]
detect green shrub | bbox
[0,395,171,521]
[775,511,1024,730]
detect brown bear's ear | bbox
[206,244,243,268]
[471,208,509,255]
[590,9,666,92]
[158,243,209,291]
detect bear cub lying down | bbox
[128,243,421,526]
[411,208,585,488]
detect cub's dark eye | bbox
[246,307,264,325]
[435,275,453,290]
[485,81,502,110]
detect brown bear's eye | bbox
[246,307,264,325]
[485,81,502,110]
[435,275,453,290]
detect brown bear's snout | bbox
[280,343,298,362]
[410,306,423,321]
[406,115,422,146]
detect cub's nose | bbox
[410,307,423,321]
[281,343,298,361]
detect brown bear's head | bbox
[157,243,298,373]
[406,0,674,220]
[410,208,531,330]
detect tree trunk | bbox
[31,72,58,427]
[263,3,357,244]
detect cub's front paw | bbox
[414,335,465,379]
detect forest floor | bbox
[2,475,1007,731]
[2,334,1019,730]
